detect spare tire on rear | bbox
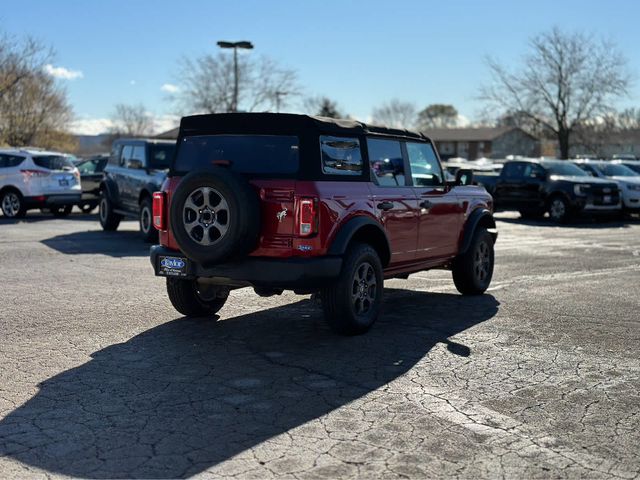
[170,168,261,264]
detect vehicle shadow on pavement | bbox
[41,230,149,257]
[0,212,98,224]
[0,289,499,478]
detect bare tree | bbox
[416,104,458,130]
[371,99,416,129]
[173,53,299,114]
[615,108,640,130]
[480,27,630,158]
[109,103,154,137]
[0,33,52,101]
[0,32,75,149]
[304,96,342,118]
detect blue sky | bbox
[1,0,639,134]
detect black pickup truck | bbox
[475,159,621,223]
[99,139,176,241]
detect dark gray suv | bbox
[99,138,176,241]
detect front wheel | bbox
[320,243,383,335]
[452,228,495,295]
[166,278,228,317]
[548,196,571,224]
[99,192,122,231]
[139,197,158,242]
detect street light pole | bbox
[217,40,254,113]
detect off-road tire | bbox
[169,168,260,264]
[452,228,495,295]
[99,191,122,231]
[320,243,383,335]
[51,205,73,217]
[139,197,158,243]
[166,277,228,317]
[1,190,26,218]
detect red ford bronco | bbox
[150,113,497,335]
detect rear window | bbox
[174,135,299,175]
[32,155,75,171]
[0,154,25,168]
[149,144,175,169]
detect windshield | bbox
[623,163,640,174]
[32,155,76,171]
[173,135,299,175]
[596,163,638,177]
[148,144,176,169]
[542,161,589,177]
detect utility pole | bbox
[274,90,290,113]
[216,40,254,112]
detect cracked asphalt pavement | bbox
[0,211,639,479]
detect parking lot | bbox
[0,212,639,479]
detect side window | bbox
[523,163,545,179]
[131,145,146,166]
[406,142,443,187]
[320,136,362,175]
[0,154,24,168]
[367,138,405,187]
[120,145,133,167]
[502,162,526,179]
[110,144,123,165]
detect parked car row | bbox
[471,157,640,223]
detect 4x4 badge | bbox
[276,207,288,222]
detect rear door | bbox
[406,141,463,260]
[366,138,418,265]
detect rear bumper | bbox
[24,194,82,207]
[150,245,343,290]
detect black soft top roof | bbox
[179,112,429,142]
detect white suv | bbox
[573,160,640,213]
[0,148,82,218]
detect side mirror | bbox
[126,159,144,170]
[455,168,474,186]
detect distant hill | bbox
[75,134,113,156]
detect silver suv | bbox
[0,148,81,218]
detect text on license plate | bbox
[158,256,188,277]
[58,179,69,186]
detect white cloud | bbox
[69,118,113,135]
[44,64,83,80]
[161,83,179,94]
[153,114,180,134]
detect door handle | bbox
[419,200,433,209]
[377,201,394,211]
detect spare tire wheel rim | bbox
[183,186,230,245]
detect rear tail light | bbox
[297,197,317,237]
[152,192,166,231]
[20,169,48,178]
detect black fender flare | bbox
[459,209,498,255]
[99,178,119,203]
[327,216,391,266]
[138,183,158,204]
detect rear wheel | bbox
[452,228,495,295]
[51,205,73,217]
[1,190,26,218]
[99,192,122,231]
[166,278,228,317]
[320,243,383,335]
[139,197,158,242]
